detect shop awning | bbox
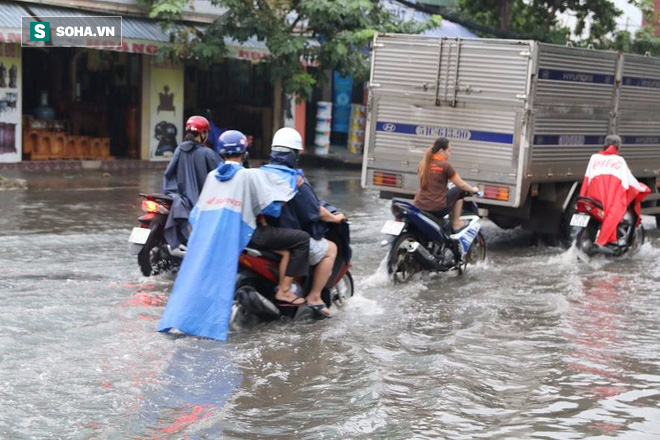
[9,2,270,60]
[0,0,34,43]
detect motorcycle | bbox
[128,193,184,276]
[571,196,645,257]
[128,195,354,323]
[232,219,354,327]
[381,194,487,283]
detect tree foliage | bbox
[455,0,633,45]
[141,0,441,99]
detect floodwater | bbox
[1,168,660,439]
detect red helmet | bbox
[185,116,210,132]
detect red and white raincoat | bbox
[579,146,650,246]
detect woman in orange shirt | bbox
[414,137,479,232]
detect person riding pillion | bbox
[158,130,309,341]
[414,137,479,232]
[262,127,347,318]
[162,115,221,248]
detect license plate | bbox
[381,220,405,236]
[570,213,590,228]
[128,227,151,244]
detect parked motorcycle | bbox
[232,220,354,328]
[382,195,486,283]
[128,193,184,276]
[571,196,645,257]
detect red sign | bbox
[85,39,163,54]
[0,32,21,44]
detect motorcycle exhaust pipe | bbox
[406,241,443,270]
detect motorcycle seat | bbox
[243,247,283,262]
[392,198,447,226]
[140,192,173,202]
[419,210,448,228]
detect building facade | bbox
[0,0,475,164]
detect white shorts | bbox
[309,238,329,266]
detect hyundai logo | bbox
[382,123,396,132]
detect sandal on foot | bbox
[307,303,333,319]
[276,296,306,307]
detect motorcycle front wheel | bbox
[629,225,645,254]
[331,271,354,308]
[461,231,487,271]
[387,232,421,284]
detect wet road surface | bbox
[1,168,660,439]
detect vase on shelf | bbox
[34,91,55,120]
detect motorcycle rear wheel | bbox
[575,223,599,256]
[231,280,270,329]
[137,220,169,276]
[388,232,421,284]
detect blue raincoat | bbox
[157,162,297,341]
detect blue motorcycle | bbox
[381,194,487,283]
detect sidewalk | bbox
[0,146,363,174]
[299,145,363,170]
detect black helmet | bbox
[604,134,621,149]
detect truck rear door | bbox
[362,34,534,208]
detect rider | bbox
[579,134,650,252]
[218,130,311,306]
[414,137,479,232]
[158,129,308,341]
[162,115,221,248]
[263,128,347,318]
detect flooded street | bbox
[1,168,660,439]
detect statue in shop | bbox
[0,63,6,88]
[157,85,175,115]
[154,121,178,156]
[9,65,17,89]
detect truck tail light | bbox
[373,171,402,188]
[483,185,510,201]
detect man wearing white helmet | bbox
[262,127,347,318]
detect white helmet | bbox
[271,127,303,151]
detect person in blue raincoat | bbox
[162,116,221,248]
[158,130,310,341]
[262,128,347,318]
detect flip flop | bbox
[307,303,333,319]
[276,296,306,307]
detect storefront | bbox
[0,1,286,164]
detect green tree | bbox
[142,0,441,100]
[456,0,631,45]
[600,1,660,55]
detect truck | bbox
[361,34,660,239]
